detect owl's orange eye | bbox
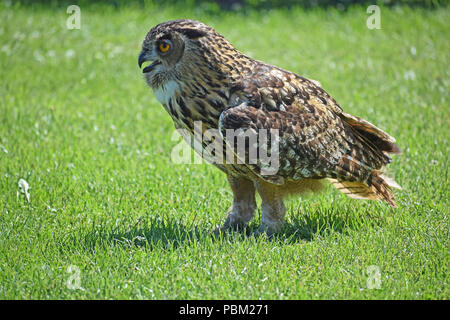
[159,42,171,53]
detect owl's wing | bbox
[219,99,400,206]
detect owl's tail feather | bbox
[340,112,401,157]
[329,172,401,207]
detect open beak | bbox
[138,49,161,73]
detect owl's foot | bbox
[213,176,257,236]
[213,204,255,236]
[254,219,286,237]
[254,180,287,237]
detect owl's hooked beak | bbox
[138,49,161,73]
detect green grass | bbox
[0,2,448,299]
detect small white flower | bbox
[18,179,30,203]
[65,49,75,58]
[404,70,416,80]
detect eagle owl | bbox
[138,20,401,235]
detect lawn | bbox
[0,1,448,299]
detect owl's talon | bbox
[212,226,225,237]
[215,217,248,233]
[255,221,284,238]
[212,222,248,237]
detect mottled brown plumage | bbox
[139,19,401,235]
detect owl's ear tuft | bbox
[179,28,208,39]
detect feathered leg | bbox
[254,180,286,236]
[216,175,257,233]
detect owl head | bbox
[138,19,224,87]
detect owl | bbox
[138,19,401,235]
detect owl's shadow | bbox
[97,208,359,250]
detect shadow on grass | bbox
[82,217,206,251]
[82,204,370,250]
[283,211,356,242]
